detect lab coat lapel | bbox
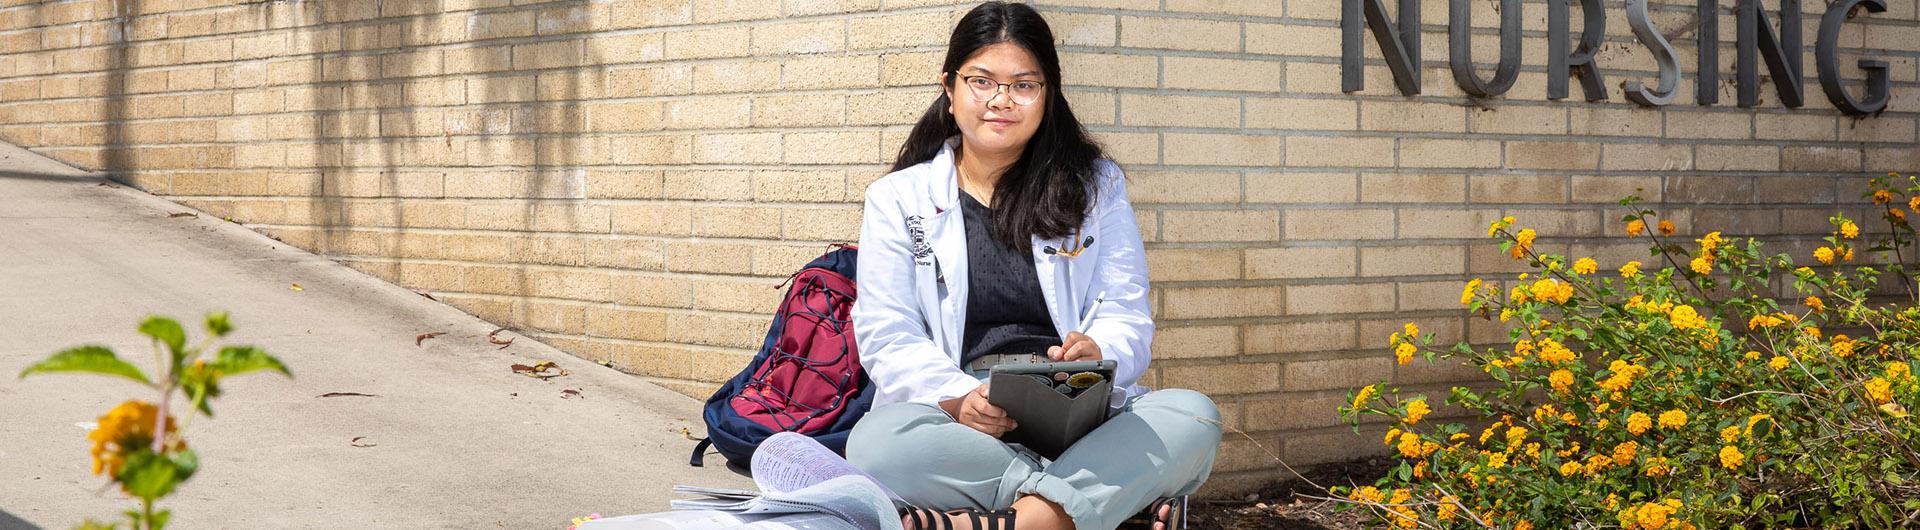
[924,141,967,355]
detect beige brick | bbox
[1470,175,1568,204]
[1667,111,1752,139]
[755,170,847,202]
[1146,248,1242,281]
[609,0,694,28]
[1246,23,1338,56]
[781,206,861,241]
[1400,139,1502,169]
[881,51,943,87]
[1127,170,1240,204]
[1243,320,1355,355]
[1696,144,1779,171]
[1571,107,1662,136]
[1756,113,1837,141]
[782,56,879,90]
[1162,210,1278,242]
[1285,282,1395,315]
[1167,0,1286,17]
[695,0,781,23]
[664,26,750,60]
[610,204,693,236]
[693,132,781,164]
[1164,362,1282,395]
[1360,101,1464,133]
[759,93,851,127]
[752,19,845,55]
[1046,12,1118,47]
[664,96,751,130]
[1245,97,1356,130]
[1468,105,1567,135]
[1119,16,1240,52]
[1165,57,1280,92]
[693,205,781,238]
[611,273,692,307]
[1151,325,1240,359]
[1246,172,1356,203]
[1361,245,1465,277]
[1783,146,1862,172]
[1120,94,1239,128]
[849,10,951,50]
[1243,393,1350,432]
[1165,133,1280,166]
[1060,52,1158,89]
[1284,208,1394,240]
[665,170,752,200]
[784,131,879,165]
[1360,172,1465,203]
[1162,286,1283,319]
[1245,246,1356,279]
[1603,143,1693,171]
[1573,175,1663,203]
[665,242,756,274]
[1283,357,1394,391]
[1506,140,1600,170]
[1285,136,1394,168]
[609,65,694,96]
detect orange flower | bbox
[1626,219,1646,236]
[88,400,181,479]
[1657,220,1676,236]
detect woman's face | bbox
[943,42,1047,158]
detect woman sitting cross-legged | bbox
[847,3,1222,529]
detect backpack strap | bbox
[689,437,713,467]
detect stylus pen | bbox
[1073,290,1106,336]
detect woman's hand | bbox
[940,384,1016,437]
[1047,332,1102,361]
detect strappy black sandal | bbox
[902,506,1016,530]
[1118,496,1187,530]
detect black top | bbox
[958,191,1062,368]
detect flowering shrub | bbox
[21,313,289,530]
[1337,174,1920,529]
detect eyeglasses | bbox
[955,73,1047,105]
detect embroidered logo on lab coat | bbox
[905,215,932,265]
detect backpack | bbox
[690,244,872,468]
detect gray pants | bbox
[846,387,1222,530]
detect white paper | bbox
[577,510,856,530]
[750,432,902,502]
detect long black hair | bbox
[890,1,1106,252]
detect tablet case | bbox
[987,360,1116,458]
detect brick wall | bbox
[1,0,1916,494]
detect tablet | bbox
[986,359,1117,458]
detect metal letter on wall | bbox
[1548,0,1607,101]
[1449,0,1522,97]
[1697,0,1720,104]
[1624,0,1682,106]
[1342,0,1421,95]
[1817,0,1890,115]
[1737,0,1805,108]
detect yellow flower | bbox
[1620,260,1642,278]
[1613,441,1638,464]
[1514,521,1533,530]
[1558,461,1582,476]
[1748,314,1785,330]
[1549,369,1574,393]
[1888,362,1912,382]
[1352,384,1377,410]
[1573,257,1598,274]
[1402,322,1419,339]
[1833,335,1856,357]
[1626,219,1646,236]
[1668,305,1708,331]
[1814,246,1835,264]
[1910,196,1920,212]
[1867,377,1893,404]
[1845,247,1855,261]
[1720,426,1741,443]
[1875,189,1894,205]
[1404,399,1431,425]
[1689,256,1712,275]
[1805,296,1825,312]
[1626,412,1652,435]
[1384,427,1401,446]
[1658,409,1688,429]
[1657,220,1676,236]
[1719,445,1745,468]
[1511,228,1537,260]
[1769,356,1790,370]
[1396,432,1423,457]
[1461,278,1482,305]
[1488,216,1515,237]
[1841,221,1859,239]
[1537,339,1577,364]
[1643,457,1670,477]
[1351,485,1383,503]
[87,400,181,480]
[1394,342,1416,365]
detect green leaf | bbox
[19,346,151,385]
[139,316,187,357]
[151,509,171,530]
[204,312,233,337]
[117,449,196,500]
[209,346,292,378]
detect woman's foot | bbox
[1151,502,1173,530]
[899,507,1016,530]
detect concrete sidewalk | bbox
[0,143,753,529]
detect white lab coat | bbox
[853,136,1154,409]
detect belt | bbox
[965,352,1049,372]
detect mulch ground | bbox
[1186,457,1394,530]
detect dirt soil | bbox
[1186,457,1394,530]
